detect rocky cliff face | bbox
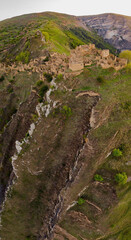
[79,13,131,52]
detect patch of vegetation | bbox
[68,27,117,54]
[77,197,85,205]
[16,51,30,64]
[115,172,127,185]
[112,148,122,157]
[61,105,72,119]
[64,29,85,49]
[119,50,131,72]
[9,79,15,84]
[31,114,38,122]
[42,21,70,54]
[50,85,55,90]
[42,56,49,63]
[126,62,131,72]
[25,132,30,138]
[0,75,5,82]
[97,76,105,83]
[94,174,104,182]
[38,97,43,103]
[39,85,49,98]
[7,86,13,93]
[107,184,131,239]
[44,72,53,82]
[119,50,131,62]
[56,74,63,82]
[36,80,43,87]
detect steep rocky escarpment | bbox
[0,61,131,239]
[0,92,39,206]
[79,13,131,52]
[0,75,100,239]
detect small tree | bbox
[39,85,49,98]
[94,174,104,182]
[77,197,85,205]
[44,73,53,82]
[36,80,43,87]
[97,76,105,83]
[0,75,5,82]
[112,148,122,157]
[115,172,127,185]
[61,105,72,119]
[56,74,63,82]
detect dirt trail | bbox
[76,91,100,98]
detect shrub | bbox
[9,79,15,84]
[77,197,85,205]
[94,174,104,182]
[38,97,43,103]
[7,86,13,93]
[112,148,122,157]
[61,105,72,119]
[39,85,49,98]
[31,114,38,122]
[56,74,63,82]
[25,132,30,138]
[44,73,53,82]
[0,75,5,82]
[97,76,105,83]
[119,144,126,152]
[36,80,43,87]
[43,56,49,63]
[115,172,127,185]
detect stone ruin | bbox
[69,44,127,72]
[0,44,128,80]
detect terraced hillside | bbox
[0,11,131,240]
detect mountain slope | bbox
[0,11,131,240]
[0,12,117,63]
[0,57,131,240]
[79,13,131,52]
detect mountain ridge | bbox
[79,13,131,51]
[0,11,117,64]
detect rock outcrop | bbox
[79,13,131,52]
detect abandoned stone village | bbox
[0,44,127,80]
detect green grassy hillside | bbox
[56,66,131,240]
[0,12,116,63]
